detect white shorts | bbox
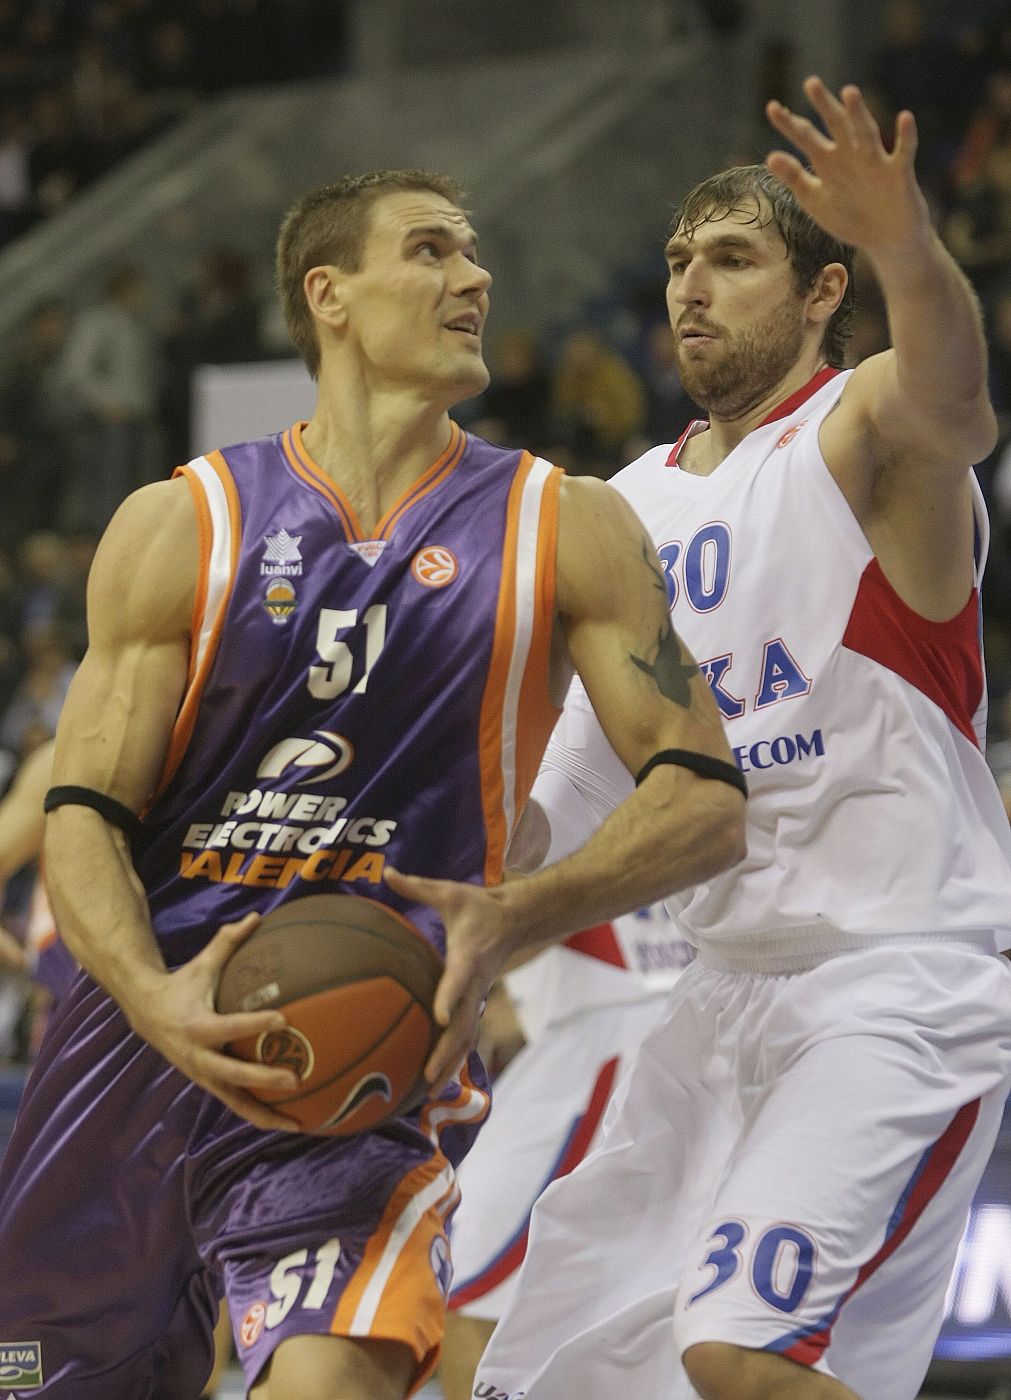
[448,993,669,1320]
[475,942,1011,1400]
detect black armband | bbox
[44,786,145,845]
[635,749,748,799]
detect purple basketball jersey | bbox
[139,421,564,965]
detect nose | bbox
[454,252,492,297]
[670,258,710,308]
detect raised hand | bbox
[765,75,932,255]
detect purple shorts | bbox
[0,974,488,1397]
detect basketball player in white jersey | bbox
[393,78,1011,1400]
[440,902,690,1400]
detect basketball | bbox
[216,893,443,1136]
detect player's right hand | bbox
[125,913,302,1132]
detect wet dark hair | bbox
[671,165,855,367]
[276,169,466,378]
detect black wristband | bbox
[635,749,748,799]
[44,785,145,845]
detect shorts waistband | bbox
[694,928,1001,976]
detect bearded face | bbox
[664,207,819,423]
[674,287,808,421]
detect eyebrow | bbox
[664,233,759,259]
[403,222,480,255]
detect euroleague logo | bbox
[257,731,355,784]
[256,1027,314,1081]
[411,544,459,589]
[240,1301,266,1348]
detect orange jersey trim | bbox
[177,463,212,686]
[149,453,242,804]
[280,421,465,543]
[329,1149,457,1390]
[378,424,466,540]
[281,424,359,539]
[512,465,562,817]
[477,455,564,883]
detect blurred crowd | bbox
[1,0,1011,1057]
[0,0,346,247]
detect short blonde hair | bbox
[275,170,466,378]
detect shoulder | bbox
[87,479,198,643]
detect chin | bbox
[451,364,491,403]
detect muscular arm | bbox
[387,475,745,1080]
[45,480,299,1128]
[767,77,997,618]
[507,475,744,926]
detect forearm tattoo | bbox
[629,541,698,708]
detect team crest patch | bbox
[261,527,303,576]
[239,1302,266,1349]
[0,1341,43,1389]
[263,578,297,624]
[411,545,459,588]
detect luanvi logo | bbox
[0,1341,43,1389]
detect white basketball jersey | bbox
[504,903,693,1043]
[547,367,1011,971]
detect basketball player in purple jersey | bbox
[0,172,745,1399]
[445,78,1011,1400]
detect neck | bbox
[301,372,457,528]
[685,351,827,477]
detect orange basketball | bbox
[216,893,442,1136]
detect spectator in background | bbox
[943,128,1011,309]
[470,328,553,453]
[28,86,86,218]
[0,103,34,248]
[0,622,75,758]
[550,327,645,477]
[58,265,163,532]
[162,247,264,464]
[0,300,73,552]
[870,0,959,179]
[635,319,700,448]
[17,531,67,641]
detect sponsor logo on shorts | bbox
[411,545,459,588]
[473,1385,525,1400]
[257,1027,314,1081]
[0,1342,43,1389]
[240,1302,266,1349]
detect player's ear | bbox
[303,265,348,335]
[807,262,847,328]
